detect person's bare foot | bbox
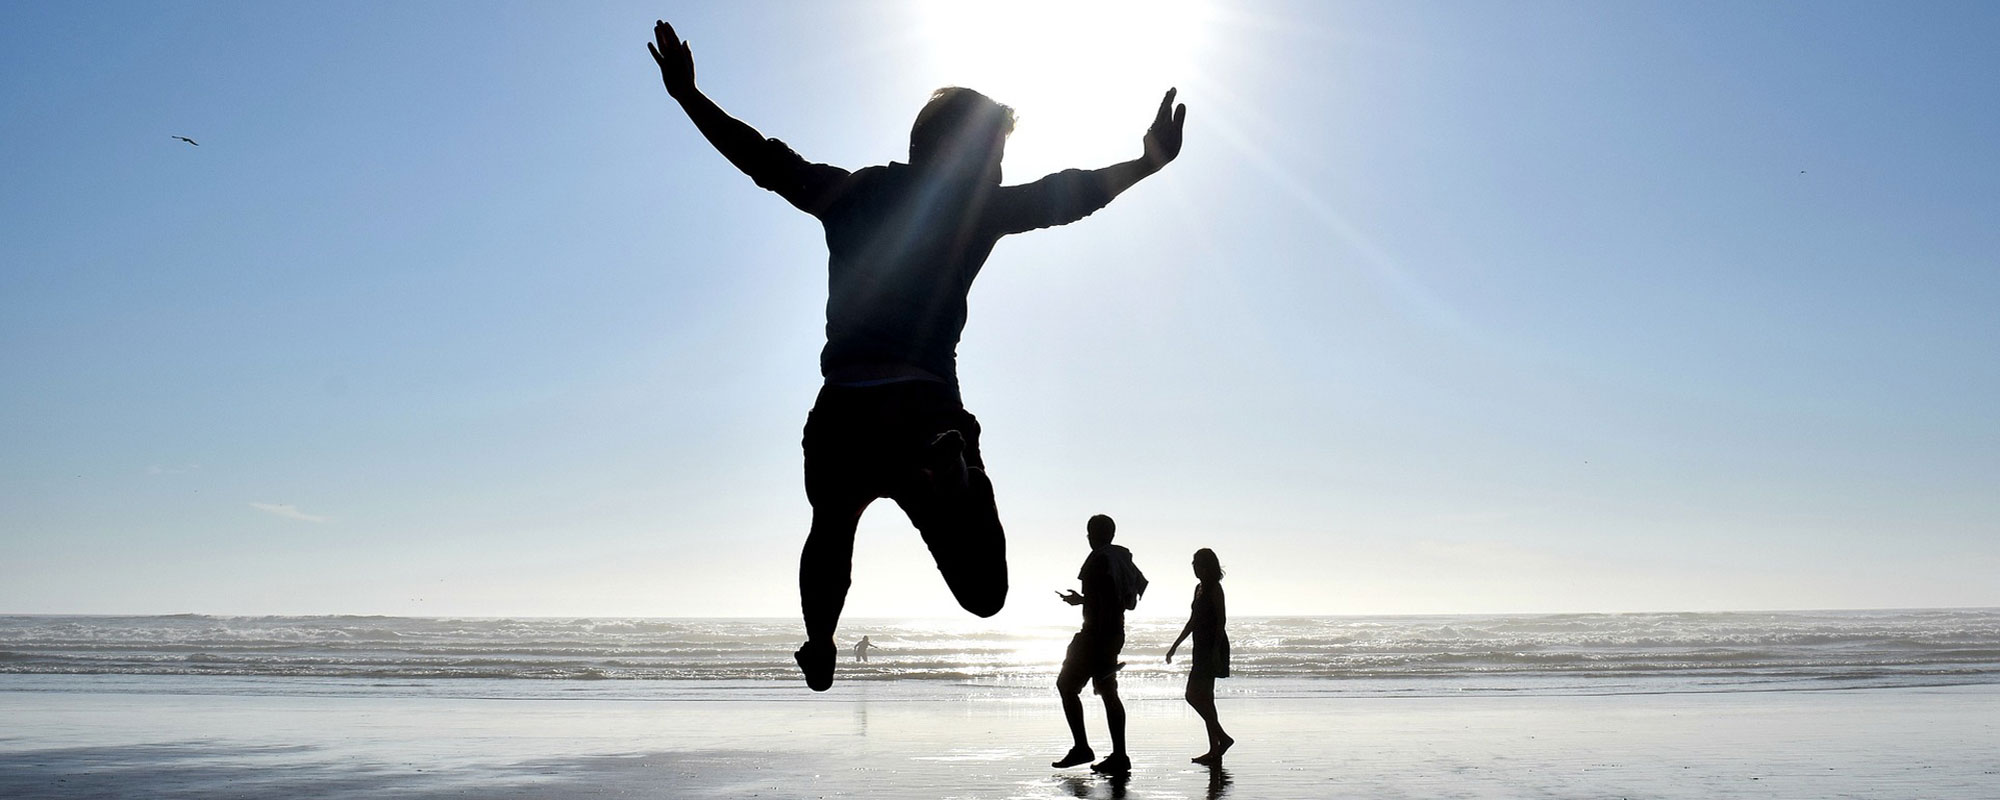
[1051,745,1094,769]
[1192,735,1234,764]
[793,639,835,692]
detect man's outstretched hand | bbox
[649,19,696,98]
[1142,88,1188,170]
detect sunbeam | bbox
[910,0,1219,174]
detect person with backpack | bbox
[1052,514,1147,774]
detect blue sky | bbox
[2,1,1996,620]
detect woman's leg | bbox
[1187,674,1232,761]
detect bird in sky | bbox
[171,135,199,146]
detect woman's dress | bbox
[1189,583,1230,679]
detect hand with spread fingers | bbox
[1142,88,1188,170]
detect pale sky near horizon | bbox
[2,1,1996,623]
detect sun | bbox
[910,0,1216,175]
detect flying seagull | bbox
[171,135,199,146]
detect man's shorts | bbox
[1057,627,1125,694]
[802,381,983,508]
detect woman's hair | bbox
[1193,548,1224,582]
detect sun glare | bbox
[911,0,1215,174]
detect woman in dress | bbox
[1165,548,1233,764]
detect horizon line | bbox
[4,604,1996,620]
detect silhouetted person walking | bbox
[853,635,876,663]
[1053,514,1147,774]
[648,20,1187,692]
[1166,548,1233,764]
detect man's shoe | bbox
[793,640,835,692]
[1051,746,1095,769]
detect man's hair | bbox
[909,87,1016,166]
[1087,514,1115,540]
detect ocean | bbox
[5,609,1997,701]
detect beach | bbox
[5,611,1995,797]
[4,676,1995,799]
[10,2,2000,793]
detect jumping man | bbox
[648,19,1187,692]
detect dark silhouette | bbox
[853,635,875,663]
[1204,765,1232,799]
[1053,515,1147,774]
[170,136,198,146]
[1057,772,1130,799]
[647,19,1186,693]
[1167,548,1233,764]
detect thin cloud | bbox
[249,502,330,523]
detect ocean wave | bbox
[3,611,1996,689]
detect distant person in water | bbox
[1166,548,1233,764]
[1053,514,1148,775]
[648,20,1187,693]
[853,635,876,663]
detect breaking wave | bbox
[2,610,1995,693]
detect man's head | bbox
[909,87,1015,183]
[1086,514,1115,549]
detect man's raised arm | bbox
[987,88,1188,236]
[649,20,846,215]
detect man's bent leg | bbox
[897,466,1007,617]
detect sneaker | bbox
[1051,745,1095,769]
[793,639,835,692]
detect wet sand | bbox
[2,681,1995,798]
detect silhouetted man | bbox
[1053,514,1147,774]
[648,20,1187,692]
